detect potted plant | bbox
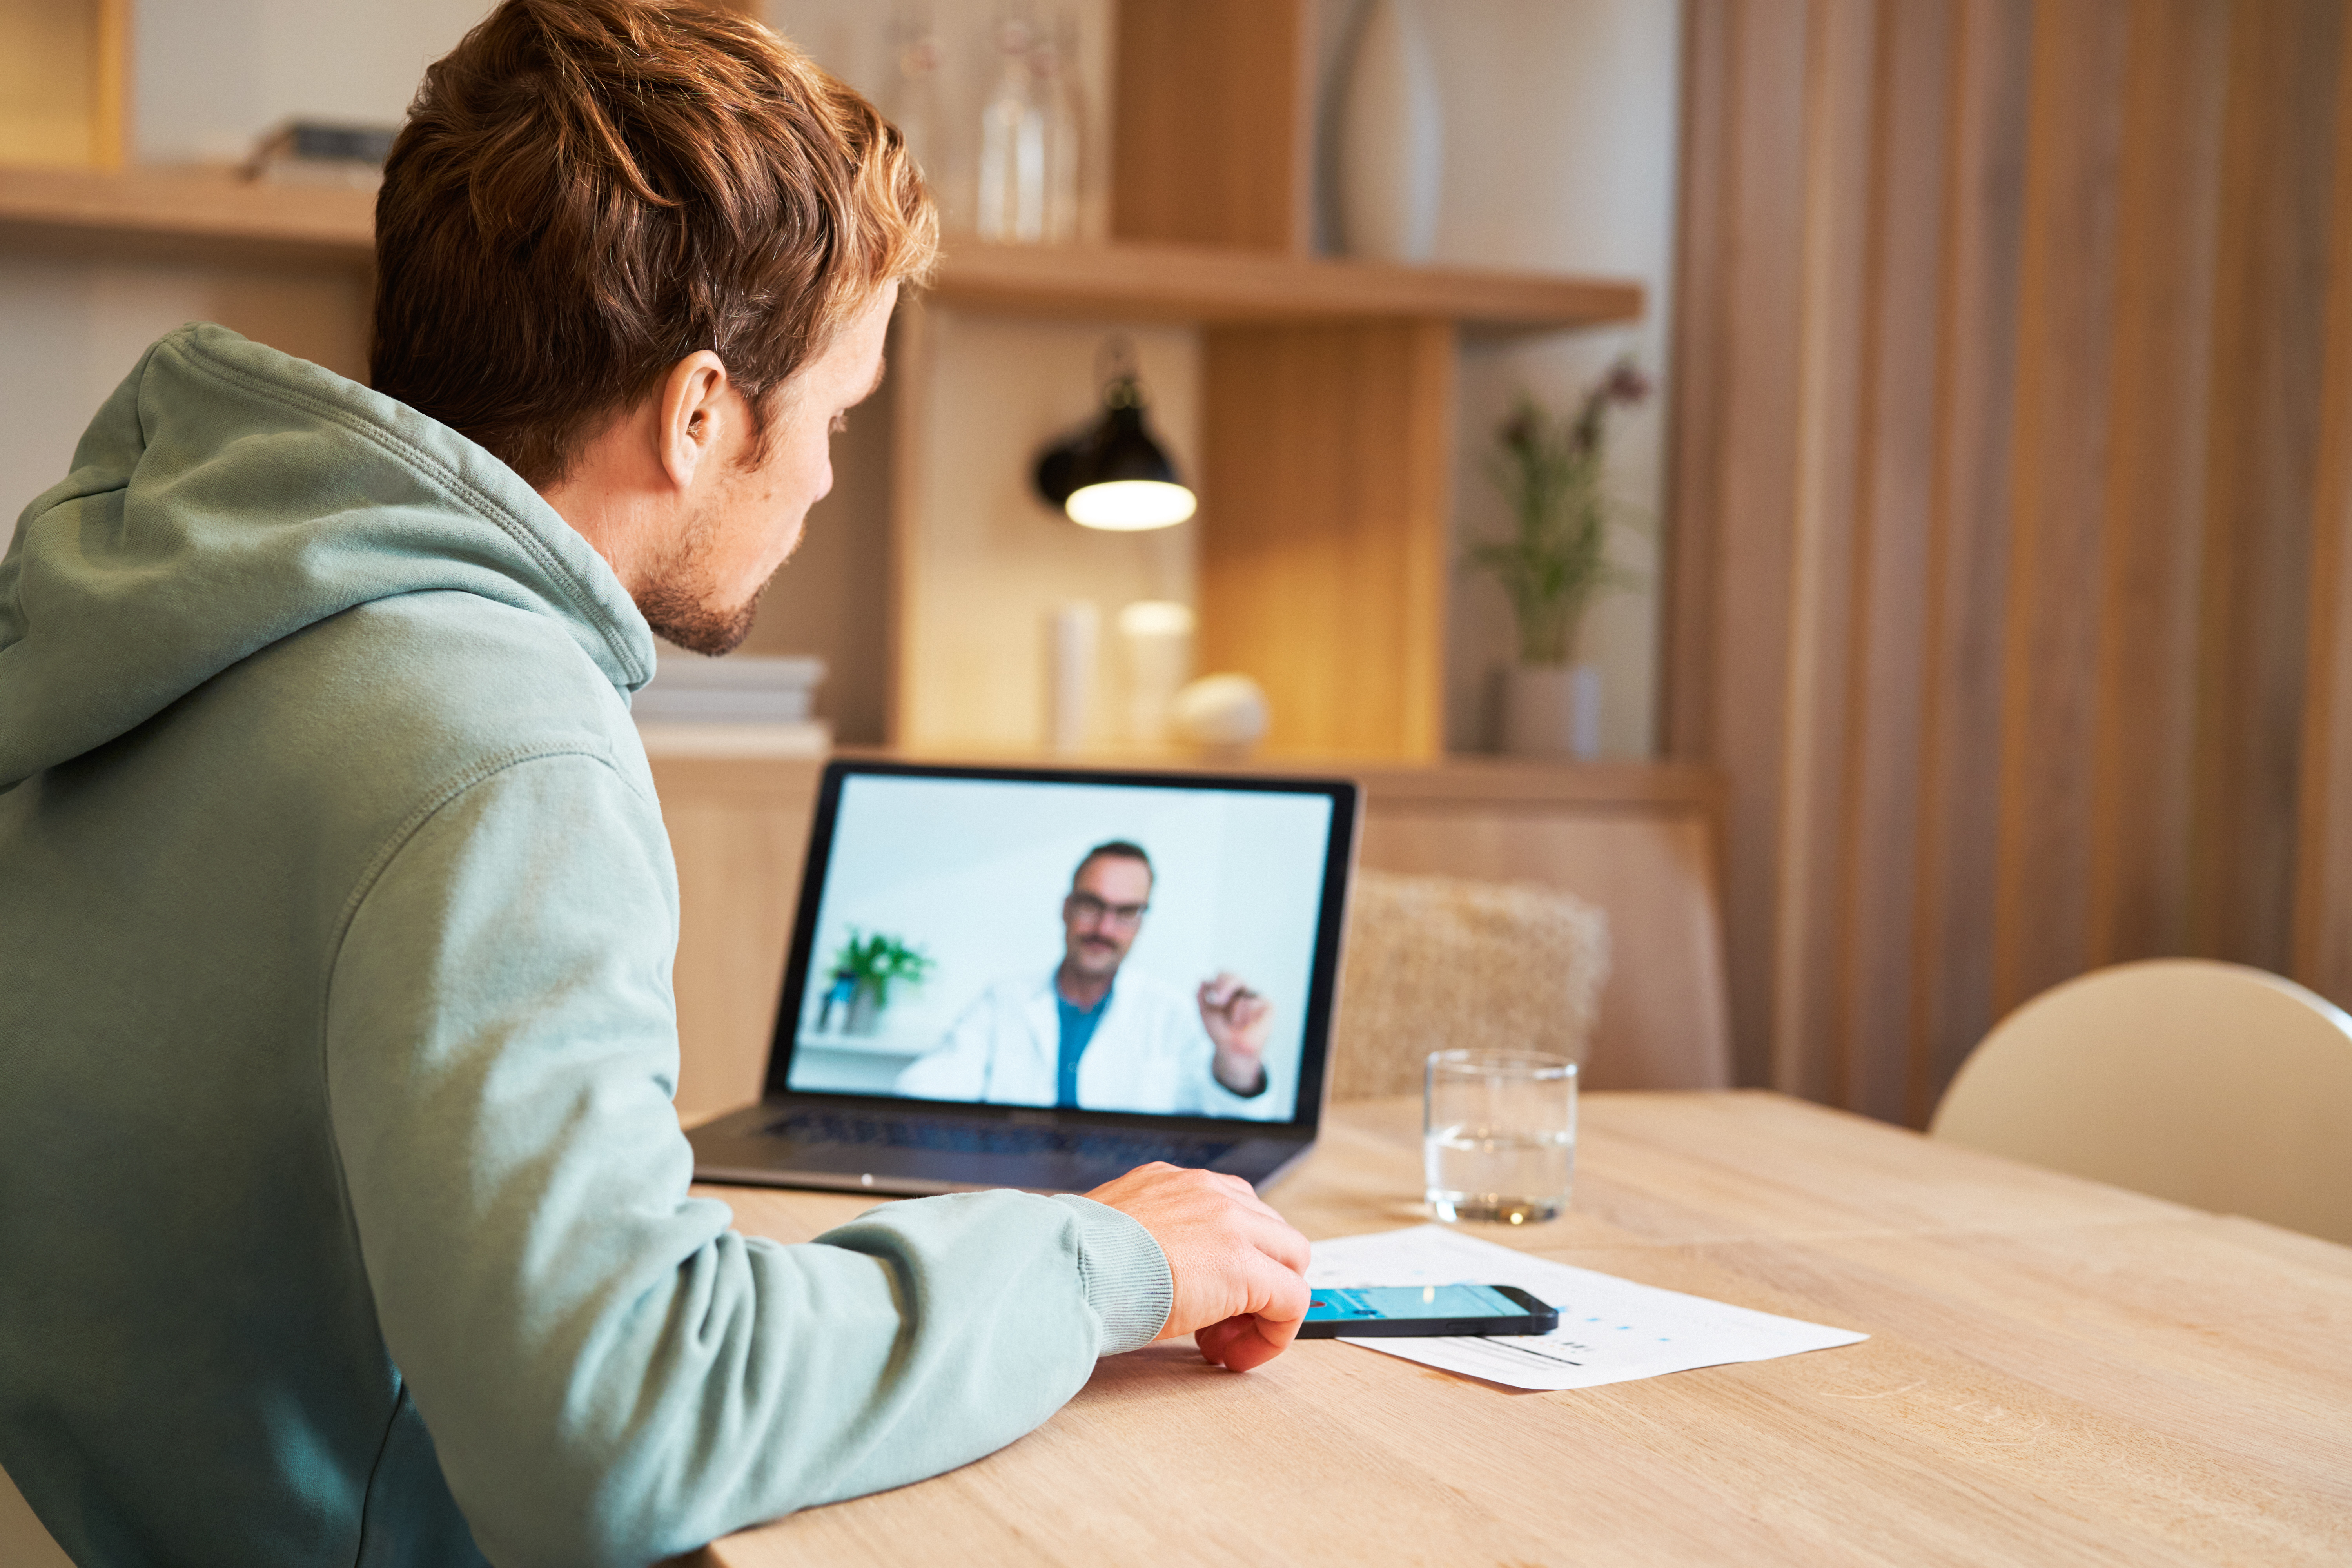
[819,929,934,1036]
[1469,359,1650,757]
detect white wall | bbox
[134,0,492,163]
[1319,0,1683,757]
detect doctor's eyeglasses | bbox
[1066,892,1149,927]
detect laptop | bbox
[689,757,1360,1195]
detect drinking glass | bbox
[1423,1049,1577,1224]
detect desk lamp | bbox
[1033,340,1197,530]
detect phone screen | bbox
[1304,1284,1529,1323]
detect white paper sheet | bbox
[1307,1225,1867,1391]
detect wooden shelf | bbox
[4,0,1649,769]
[929,240,1640,332]
[0,166,1642,332]
[0,165,374,268]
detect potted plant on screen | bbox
[820,930,934,1036]
[1470,359,1650,757]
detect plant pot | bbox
[844,985,882,1037]
[1499,663,1602,758]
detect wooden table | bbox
[691,1092,2352,1566]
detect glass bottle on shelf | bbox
[887,3,953,229]
[1031,8,1084,244]
[975,8,1047,243]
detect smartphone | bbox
[1296,1283,1559,1338]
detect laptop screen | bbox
[765,761,1357,1127]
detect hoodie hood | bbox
[0,324,654,789]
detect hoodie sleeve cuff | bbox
[1051,1194,1174,1356]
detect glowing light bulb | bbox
[1065,479,1198,531]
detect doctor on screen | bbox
[895,840,1278,1117]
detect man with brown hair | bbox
[0,3,1309,1564]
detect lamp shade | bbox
[1034,377,1197,530]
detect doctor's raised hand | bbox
[1197,973,1272,1096]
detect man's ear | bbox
[654,351,735,491]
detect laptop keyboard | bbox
[767,1109,1238,1171]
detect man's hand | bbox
[1083,1162,1310,1371]
[1197,973,1272,1096]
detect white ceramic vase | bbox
[1500,664,1602,759]
[1045,600,1099,753]
[1335,0,1443,263]
[1118,600,1196,747]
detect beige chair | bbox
[1929,958,2352,1246]
[1327,868,1610,1100]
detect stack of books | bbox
[631,655,830,758]
[242,121,398,188]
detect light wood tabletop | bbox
[687,1091,2352,1566]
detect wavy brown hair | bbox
[370,0,936,488]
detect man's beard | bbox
[633,502,764,657]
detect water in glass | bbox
[1423,1124,1575,1223]
[1423,1049,1577,1223]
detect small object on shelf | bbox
[631,653,829,757]
[1471,360,1649,757]
[632,653,826,723]
[1033,336,1196,531]
[973,3,1085,244]
[1498,663,1602,759]
[886,4,949,220]
[1334,0,1443,263]
[241,120,398,189]
[975,9,1045,243]
[1172,673,1270,756]
[1118,599,1195,747]
[1046,600,1099,753]
[1029,7,1085,244]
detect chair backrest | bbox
[1327,868,1609,1100]
[1353,775,1731,1091]
[1929,958,2352,1245]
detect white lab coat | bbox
[895,966,1283,1119]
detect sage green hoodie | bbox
[0,325,1173,1568]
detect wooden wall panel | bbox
[1110,0,1315,252]
[2084,0,2229,967]
[1668,0,2352,1124]
[2295,14,2352,1002]
[1991,0,2131,1015]
[1660,0,1735,764]
[1695,0,1811,1090]
[1769,0,1877,1104]
[1830,0,1956,1123]
[0,0,126,168]
[1197,321,1454,759]
[1906,0,2034,1122]
[2190,0,2343,969]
